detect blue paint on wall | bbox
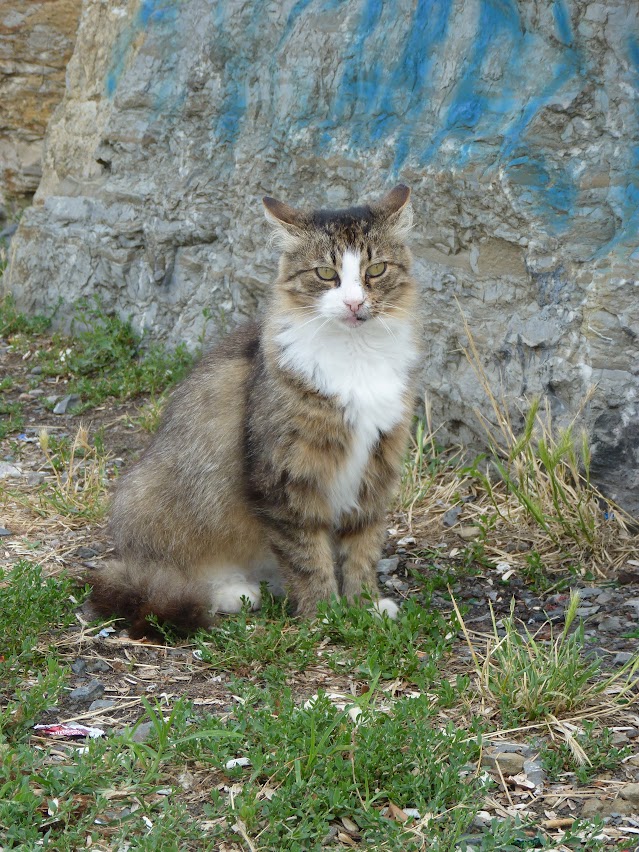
[106,0,178,98]
[552,0,573,46]
[594,35,639,257]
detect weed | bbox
[0,399,24,439]
[194,591,319,676]
[452,592,639,726]
[0,294,52,338]
[44,297,194,411]
[539,722,632,783]
[128,394,168,433]
[202,686,484,850]
[0,561,79,660]
[316,595,454,685]
[37,425,110,522]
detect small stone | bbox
[69,680,105,703]
[71,659,87,675]
[458,526,480,541]
[482,751,526,775]
[595,590,614,605]
[130,721,154,742]
[0,527,11,536]
[613,651,634,666]
[88,699,116,711]
[376,556,399,575]
[575,605,600,617]
[620,783,639,805]
[442,506,462,527]
[53,394,81,415]
[87,659,110,673]
[28,388,45,397]
[582,796,635,817]
[76,546,98,559]
[0,462,22,479]
[26,472,46,487]
[598,616,623,632]
[30,365,43,375]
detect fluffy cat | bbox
[91,185,420,636]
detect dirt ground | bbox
[2,339,639,850]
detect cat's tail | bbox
[89,560,214,639]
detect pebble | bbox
[0,527,11,536]
[621,784,639,805]
[53,394,81,415]
[28,388,44,398]
[69,680,105,703]
[598,616,623,632]
[26,472,46,487]
[376,556,399,575]
[76,546,98,559]
[442,506,463,527]
[29,365,43,375]
[458,525,480,540]
[0,462,22,479]
[481,751,526,775]
[130,721,154,743]
[88,699,116,712]
[87,659,111,673]
[575,605,600,616]
[613,651,635,666]
[71,659,87,675]
[581,796,635,817]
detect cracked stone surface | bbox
[2,0,639,514]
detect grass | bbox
[0,295,193,419]
[538,721,632,783]
[452,591,639,727]
[1,301,637,849]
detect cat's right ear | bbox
[263,196,305,251]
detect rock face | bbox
[0,0,82,213]
[3,0,639,515]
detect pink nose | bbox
[344,298,364,314]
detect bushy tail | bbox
[89,560,214,639]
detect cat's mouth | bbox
[344,314,367,327]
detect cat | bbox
[90,185,421,637]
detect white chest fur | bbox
[276,316,418,518]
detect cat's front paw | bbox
[370,597,400,620]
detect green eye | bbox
[366,261,387,278]
[316,266,338,281]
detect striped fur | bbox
[91,186,421,635]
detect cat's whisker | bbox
[378,317,397,341]
[380,301,410,316]
[294,313,324,330]
[307,317,333,342]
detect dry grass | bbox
[450,591,639,728]
[399,316,638,578]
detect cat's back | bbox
[156,321,260,437]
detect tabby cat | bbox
[91,185,420,636]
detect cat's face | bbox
[264,186,416,328]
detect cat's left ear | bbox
[375,184,413,240]
[263,196,305,250]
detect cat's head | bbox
[263,186,416,328]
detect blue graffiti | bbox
[106,0,178,98]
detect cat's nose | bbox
[344,298,364,314]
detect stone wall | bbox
[0,0,82,216]
[3,0,639,515]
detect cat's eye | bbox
[366,262,387,278]
[316,266,338,281]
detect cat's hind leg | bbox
[209,567,263,613]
